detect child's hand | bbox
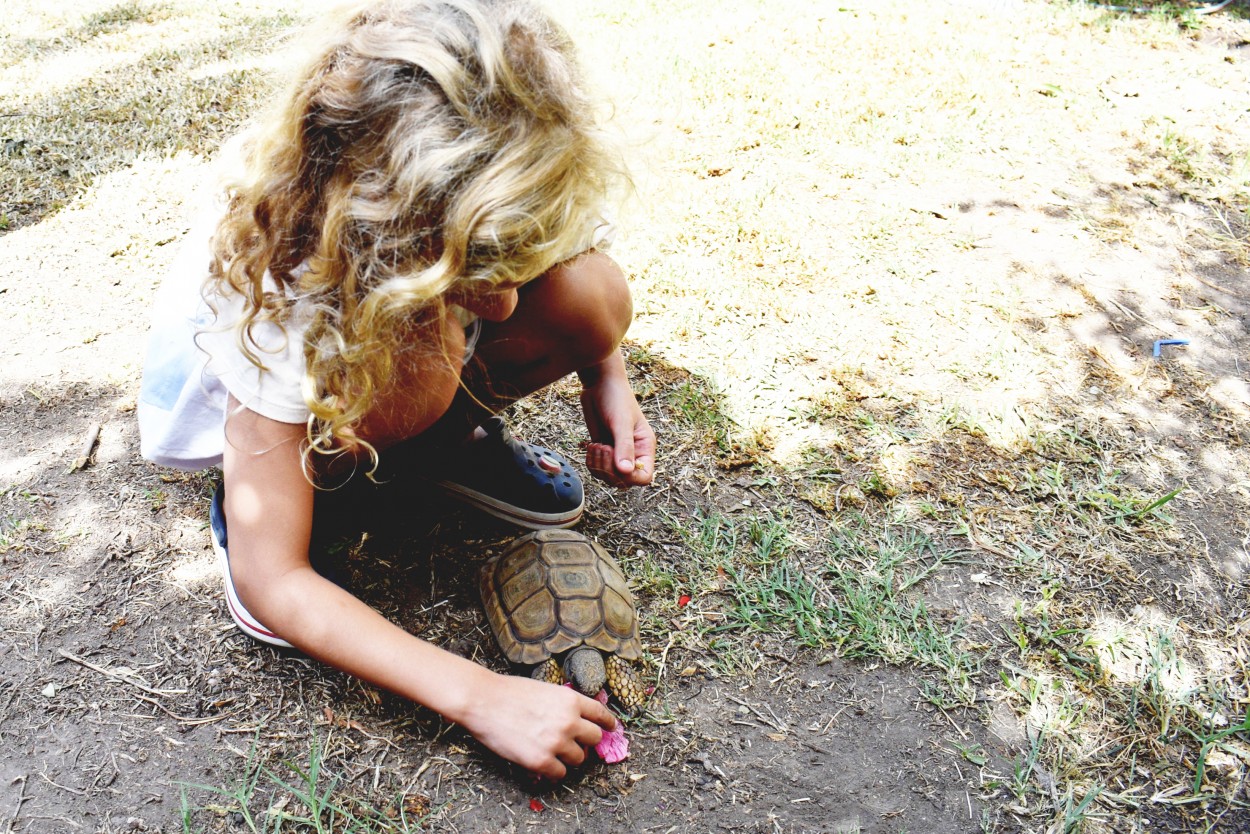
[461,673,617,780]
[580,369,655,488]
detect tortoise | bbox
[479,529,648,712]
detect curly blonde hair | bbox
[209,0,624,469]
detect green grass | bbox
[180,737,438,833]
[668,378,734,453]
[999,603,1249,819]
[671,512,980,705]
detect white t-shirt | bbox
[137,201,314,470]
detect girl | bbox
[138,0,655,781]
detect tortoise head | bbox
[563,647,607,698]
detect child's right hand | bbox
[460,671,617,780]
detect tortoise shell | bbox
[479,530,641,666]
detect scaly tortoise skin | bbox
[479,529,647,712]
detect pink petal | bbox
[568,687,630,763]
[595,721,630,763]
[591,688,629,761]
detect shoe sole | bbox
[210,492,294,648]
[436,479,583,529]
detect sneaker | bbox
[209,485,293,648]
[431,417,584,529]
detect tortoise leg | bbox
[605,655,648,713]
[531,658,563,685]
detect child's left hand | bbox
[579,359,655,489]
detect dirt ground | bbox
[2,1,1249,833]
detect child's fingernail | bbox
[619,459,632,470]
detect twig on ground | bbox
[0,682,21,723]
[87,757,119,794]
[934,703,971,740]
[964,516,1014,561]
[69,422,101,472]
[654,632,678,690]
[6,775,29,834]
[132,693,241,726]
[1190,272,1250,302]
[726,695,789,734]
[37,770,85,797]
[56,649,187,698]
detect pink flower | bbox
[593,689,630,763]
[564,684,630,763]
[595,723,630,763]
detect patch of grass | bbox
[180,737,439,833]
[1133,117,1250,243]
[78,2,169,39]
[997,604,1249,825]
[1017,459,1182,531]
[0,11,296,231]
[668,378,734,453]
[665,373,767,467]
[0,516,29,553]
[673,512,979,705]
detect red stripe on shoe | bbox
[225,592,285,643]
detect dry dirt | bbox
[2,1,1250,833]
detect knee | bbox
[540,251,633,367]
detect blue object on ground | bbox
[1152,339,1190,358]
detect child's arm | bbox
[221,400,616,780]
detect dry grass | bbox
[558,0,1250,829]
[0,0,315,229]
[2,0,1249,831]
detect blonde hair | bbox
[209,0,624,470]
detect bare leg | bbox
[348,251,632,482]
[404,251,631,449]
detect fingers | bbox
[536,688,613,779]
[582,696,618,732]
[570,725,604,757]
[586,443,652,488]
[627,424,655,485]
[585,442,614,479]
[587,447,655,487]
[612,430,636,476]
[533,717,606,781]
[535,756,568,782]
[579,380,657,488]
[585,442,624,486]
[629,454,655,486]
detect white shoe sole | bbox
[436,479,583,529]
[210,499,293,648]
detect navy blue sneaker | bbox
[209,485,293,648]
[432,417,583,529]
